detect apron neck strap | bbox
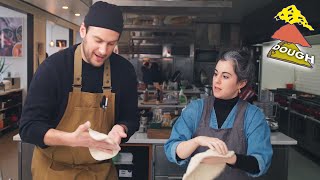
[73,44,82,92]
[73,44,112,93]
[102,59,112,93]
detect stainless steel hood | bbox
[20,0,273,26]
[18,0,273,55]
[124,24,194,32]
[100,0,232,8]
[110,1,230,55]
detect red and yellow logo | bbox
[267,5,315,68]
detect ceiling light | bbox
[49,23,55,47]
[75,13,81,17]
[62,6,68,9]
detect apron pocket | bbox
[46,161,78,179]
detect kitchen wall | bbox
[46,21,69,56]
[0,6,28,99]
[0,0,79,72]
[0,0,79,102]
[261,35,320,95]
[294,42,320,95]
[261,40,295,90]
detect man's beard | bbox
[82,38,91,63]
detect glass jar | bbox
[162,112,172,127]
[153,108,162,123]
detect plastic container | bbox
[286,83,294,89]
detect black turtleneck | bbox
[214,96,260,174]
[214,96,239,128]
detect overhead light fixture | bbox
[75,13,80,17]
[49,23,55,47]
[62,6,68,9]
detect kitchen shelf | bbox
[138,100,187,108]
[0,89,22,136]
[138,89,201,94]
[0,103,22,112]
[0,121,18,133]
[124,24,194,32]
[0,88,23,96]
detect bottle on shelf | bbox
[162,81,166,90]
[179,88,187,104]
[156,88,163,103]
[143,88,149,102]
[174,107,179,116]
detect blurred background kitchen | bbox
[0,0,319,180]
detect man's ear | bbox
[79,23,87,38]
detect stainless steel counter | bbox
[13,132,297,145]
[138,100,188,108]
[137,86,202,95]
[13,131,297,180]
[127,131,297,145]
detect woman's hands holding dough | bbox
[201,154,237,165]
[194,136,229,155]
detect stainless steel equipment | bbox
[266,117,279,131]
[254,101,279,131]
[138,116,148,133]
[204,85,212,96]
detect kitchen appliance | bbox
[4,77,20,89]
[204,85,212,96]
[138,116,148,133]
[0,80,12,91]
[266,117,279,131]
[259,89,274,102]
[199,69,208,85]
[254,101,279,131]
[195,49,219,62]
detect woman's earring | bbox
[238,89,241,94]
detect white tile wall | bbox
[261,38,320,95]
[294,44,320,95]
[261,41,295,90]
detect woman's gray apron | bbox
[193,96,254,180]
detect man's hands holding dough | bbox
[70,121,120,154]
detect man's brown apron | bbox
[31,44,118,180]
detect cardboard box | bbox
[4,77,20,89]
[147,128,172,139]
[0,80,12,91]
